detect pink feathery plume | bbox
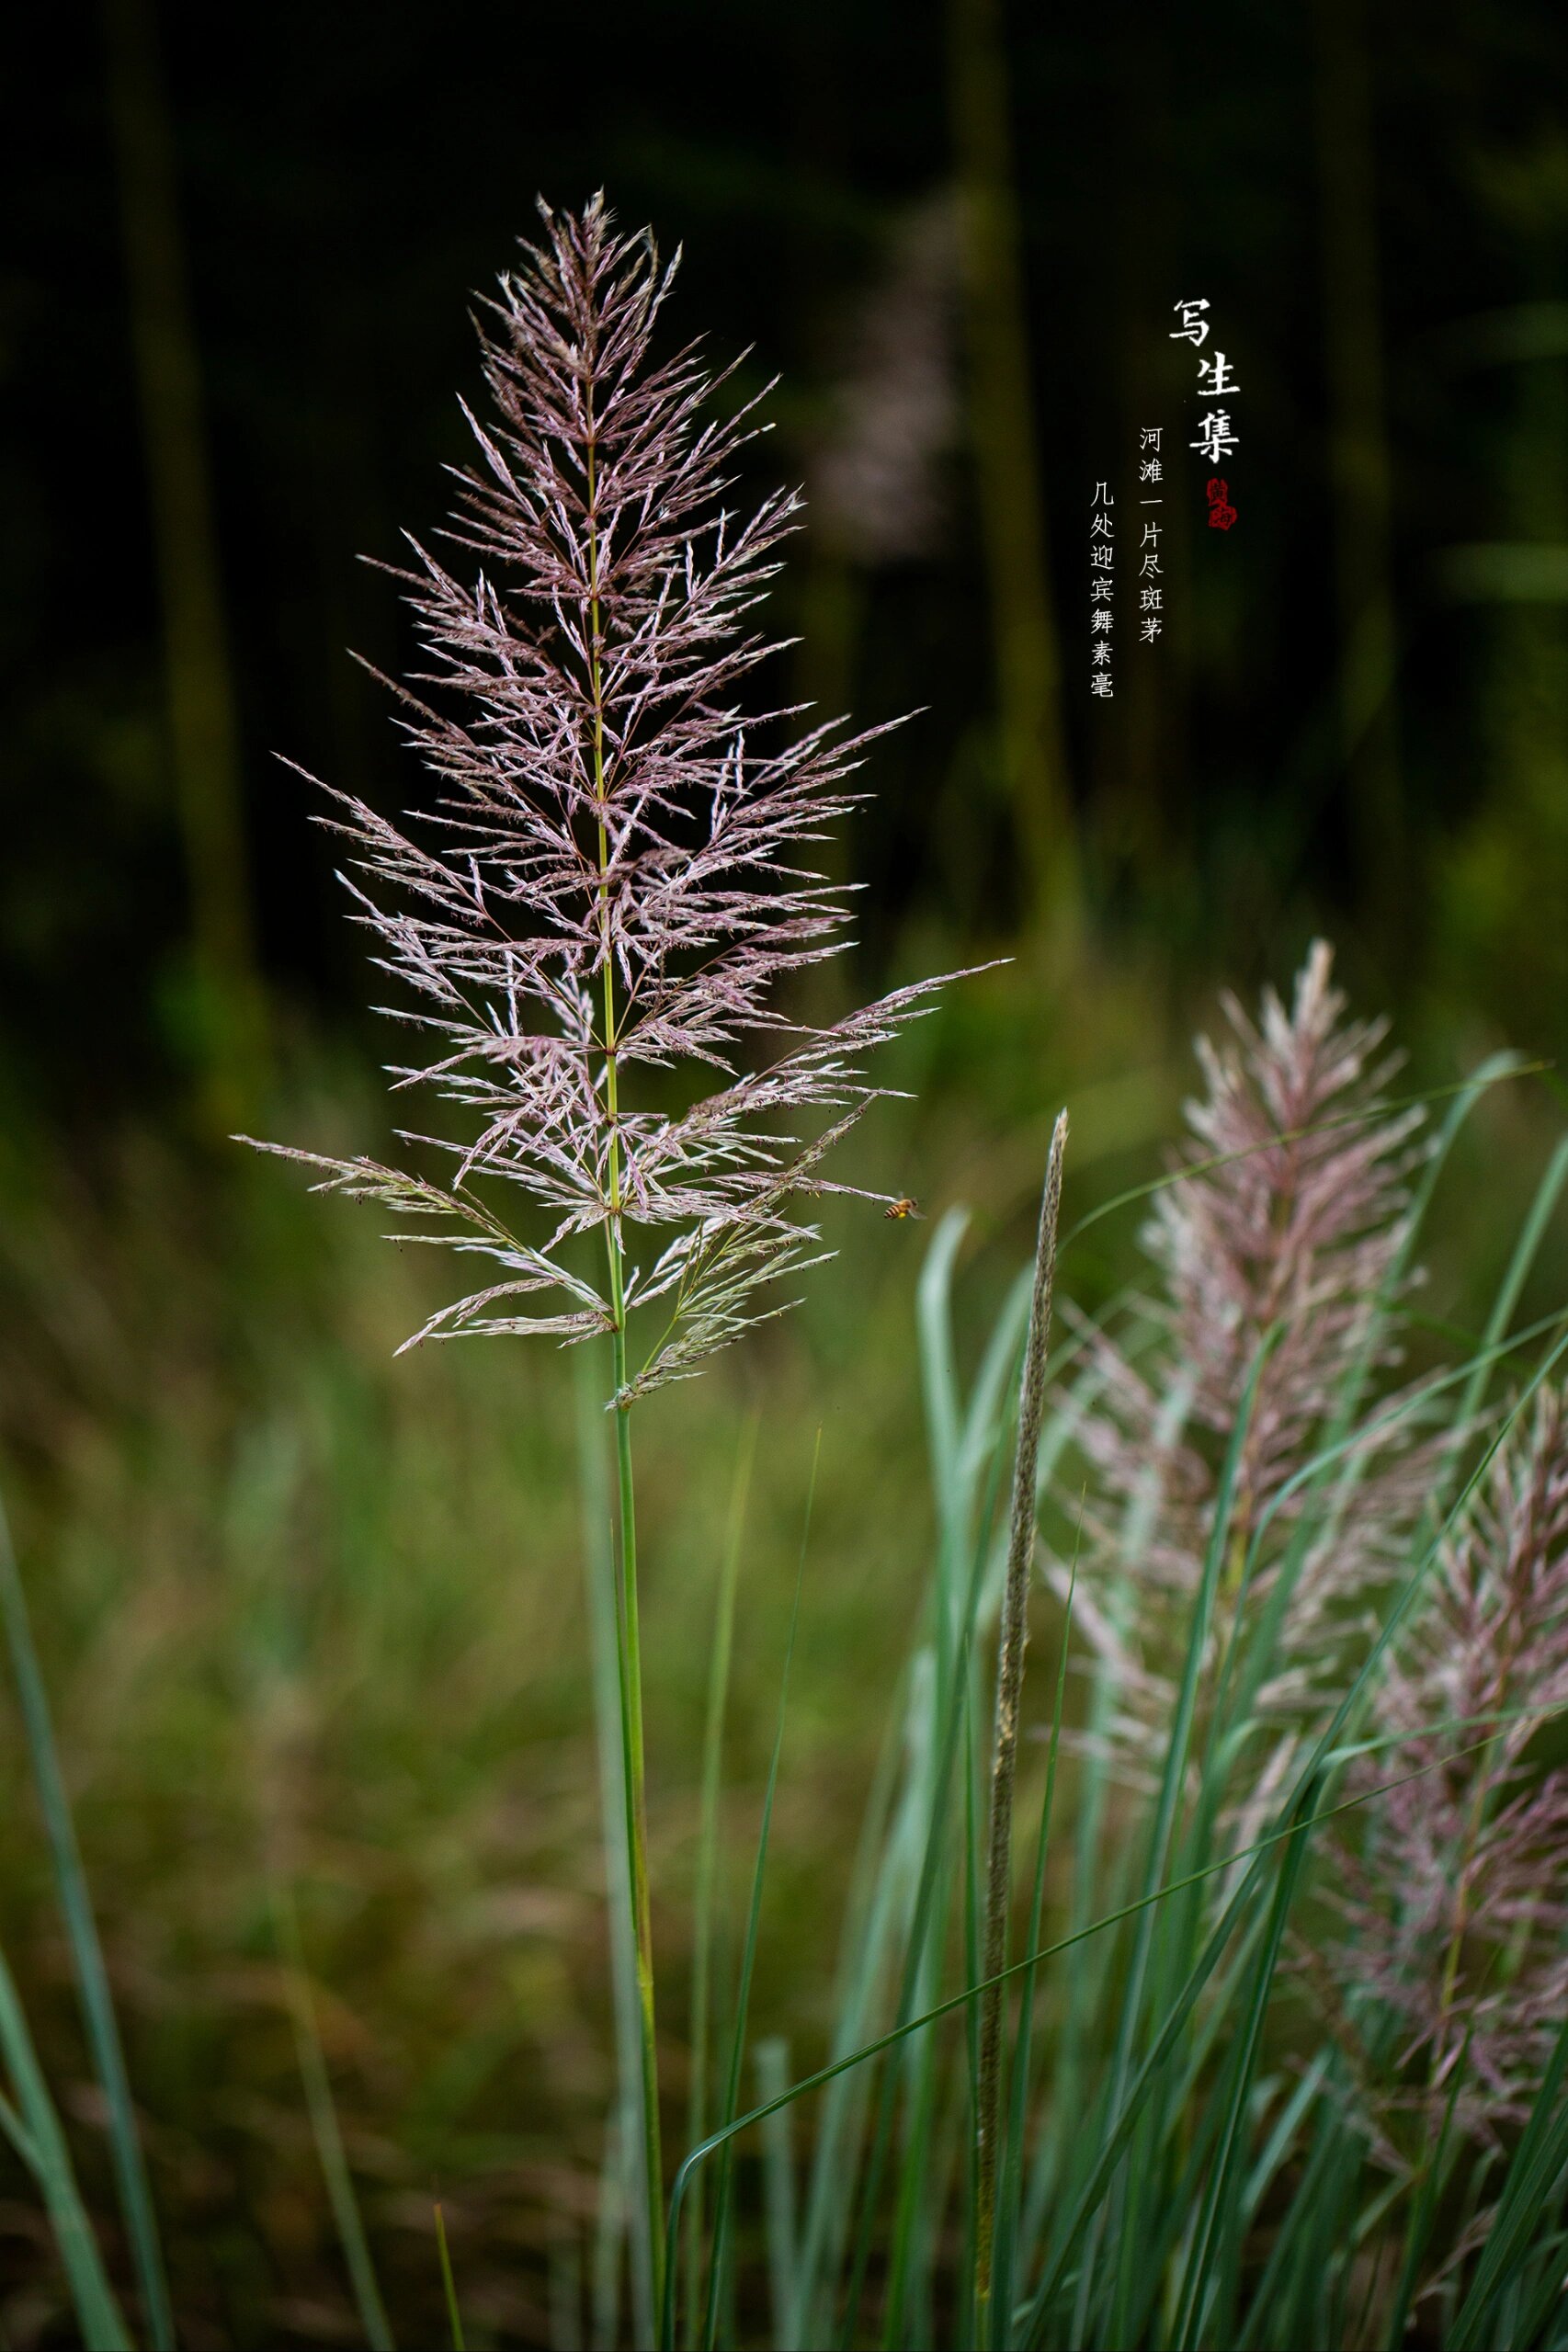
[244,196,971,1398]
[1330,1385,1568,2150]
[1064,943,1432,1762]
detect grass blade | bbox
[662,1737,1471,2331]
[433,2201,465,2349]
[0,1934,131,2346]
[685,1415,756,2346]
[755,2039,797,2346]
[691,1434,817,2352]
[273,1884,394,2351]
[1457,1130,1568,1431]
[993,1534,1076,2349]
[793,1664,922,2338]
[835,1373,1014,2346]
[976,1113,1067,2346]
[1085,1335,1273,2345]
[1170,1804,1314,2347]
[0,1482,173,2346]
[574,1352,653,2349]
[1449,2010,1568,2347]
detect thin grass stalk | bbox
[960,1681,987,2350]
[1242,2051,1331,2229]
[1233,2084,1362,2351]
[433,2202,466,2350]
[272,1884,394,2352]
[754,2039,797,2346]
[1454,1131,1568,1432]
[835,1387,1015,2346]
[685,1417,757,2347]
[1070,1336,1272,2342]
[582,361,667,2319]
[695,1437,817,2351]
[994,1542,1077,2347]
[881,1244,1047,2347]
[656,1106,1566,2342]
[794,1667,920,2338]
[1034,1377,1186,2328]
[1449,2009,1568,2348]
[574,1352,652,2347]
[1142,1326,1568,2333]
[934,2014,983,2346]
[0,1484,173,2347]
[1382,2055,1464,2350]
[975,1111,1066,2343]
[875,1217,1014,2344]
[588,2114,629,2352]
[662,1727,1499,2335]
[1170,1810,1315,2348]
[1026,1800,1313,2345]
[1034,1322,1568,2345]
[884,1683,983,2345]
[0,2082,37,2168]
[0,1937,131,2348]
[1506,2220,1568,2349]
[1346,2196,1399,2349]
[550,2233,583,2351]
[608,1389,665,2324]
[882,1765,974,2346]
[881,1971,948,2346]
[1110,1956,1267,2351]
[1018,1540,1131,2265]
[830,1258,982,2343]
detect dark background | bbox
[9,0,1568,1110]
[2,1,1567,2343]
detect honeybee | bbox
[883,1196,923,1221]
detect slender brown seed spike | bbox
[975,1109,1068,2329]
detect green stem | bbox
[273,1886,394,2351]
[0,1484,174,2346]
[433,2203,465,2349]
[685,1421,756,2346]
[575,1354,652,2348]
[609,1319,665,2322]
[0,1937,131,2348]
[585,403,665,2323]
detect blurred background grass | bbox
[3,0,1568,2339]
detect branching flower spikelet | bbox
[1065,943,1432,1760]
[244,197,965,1400]
[1329,1385,1568,2151]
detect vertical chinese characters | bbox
[1139,427,1164,643]
[1172,297,1243,519]
[1089,481,1114,699]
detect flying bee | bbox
[883,1196,924,1221]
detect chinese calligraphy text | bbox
[1089,481,1114,699]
